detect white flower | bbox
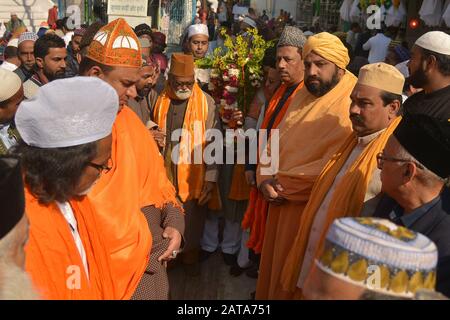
[220,99,226,106]
[223,75,230,82]
[225,85,239,93]
[208,83,215,91]
[229,68,240,77]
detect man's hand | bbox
[233,110,244,126]
[150,127,166,149]
[245,170,256,186]
[158,226,182,263]
[198,181,215,206]
[259,178,285,205]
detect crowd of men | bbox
[1,6,450,301]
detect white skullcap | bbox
[7,38,19,48]
[415,31,450,55]
[0,69,22,102]
[242,17,257,28]
[16,77,119,148]
[18,32,38,45]
[317,217,438,298]
[188,24,209,39]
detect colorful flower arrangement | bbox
[196,28,274,129]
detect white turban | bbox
[16,77,119,148]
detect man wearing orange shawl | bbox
[152,53,220,275]
[15,77,119,299]
[281,63,405,298]
[255,32,357,299]
[241,26,306,271]
[79,18,183,300]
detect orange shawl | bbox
[89,106,179,299]
[153,83,209,202]
[241,82,303,253]
[25,189,116,300]
[280,117,401,292]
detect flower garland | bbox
[196,28,274,129]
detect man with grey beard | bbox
[0,156,39,300]
[152,53,220,276]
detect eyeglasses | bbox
[88,158,113,174]
[376,152,424,169]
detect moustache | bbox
[350,114,364,124]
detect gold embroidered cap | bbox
[317,217,438,298]
[86,18,142,68]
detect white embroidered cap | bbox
[188,23,209,39]
[0,69,21,102]
[16,77,119,148]
[415,31,450,55]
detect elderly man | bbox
[153,53,219,276]
[14,32,38,82]
[14,77,119,299]
[303,217,438,300]
[0,69,23,155]
[280,62,405,297]
[79,18,183,300]
[256,32,357,299]
[0,155,39,300]
[23,34,67,99]
[242,26,306,260]
[373,114,450,297]
[404,31,450,120]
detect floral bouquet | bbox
[196,28,274,129]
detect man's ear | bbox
[86,65,104,79]
[35,57,44,70]
[402,162,417,183]
[388,100,401,118]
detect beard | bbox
[0,260,40,300]
[305,69,340,97]
[174,89,193,100]
[407,66,427,89]
[45,69,66,82]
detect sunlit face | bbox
[18,40,35,71]
[168,74,195,100]
[0,86,24,124]
[188,34,209,59]
[304,51,341,97]
[276,46,304,86]
[74,135,112,195]
[37,47,67,81]
[349,84,399,137]
[99,66,140,110]
[136,65,157,97]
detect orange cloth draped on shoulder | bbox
[89,106,180,300]
[25,189,116,300]
[255,72,357,300]
[241,82,303,254]
[153,83,209,202]
[280,116,402,294]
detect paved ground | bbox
[168,251,257,300]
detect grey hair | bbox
[394,140,447,186]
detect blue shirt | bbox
[388,195,441,228]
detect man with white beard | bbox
[0,155,39,300]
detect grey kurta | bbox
[161,92,220,264]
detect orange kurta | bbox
[25,190,116,300]
[255,72,357,300]
[242,82,303,253]
[89,106,179,300]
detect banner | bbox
[107,0,148,17]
